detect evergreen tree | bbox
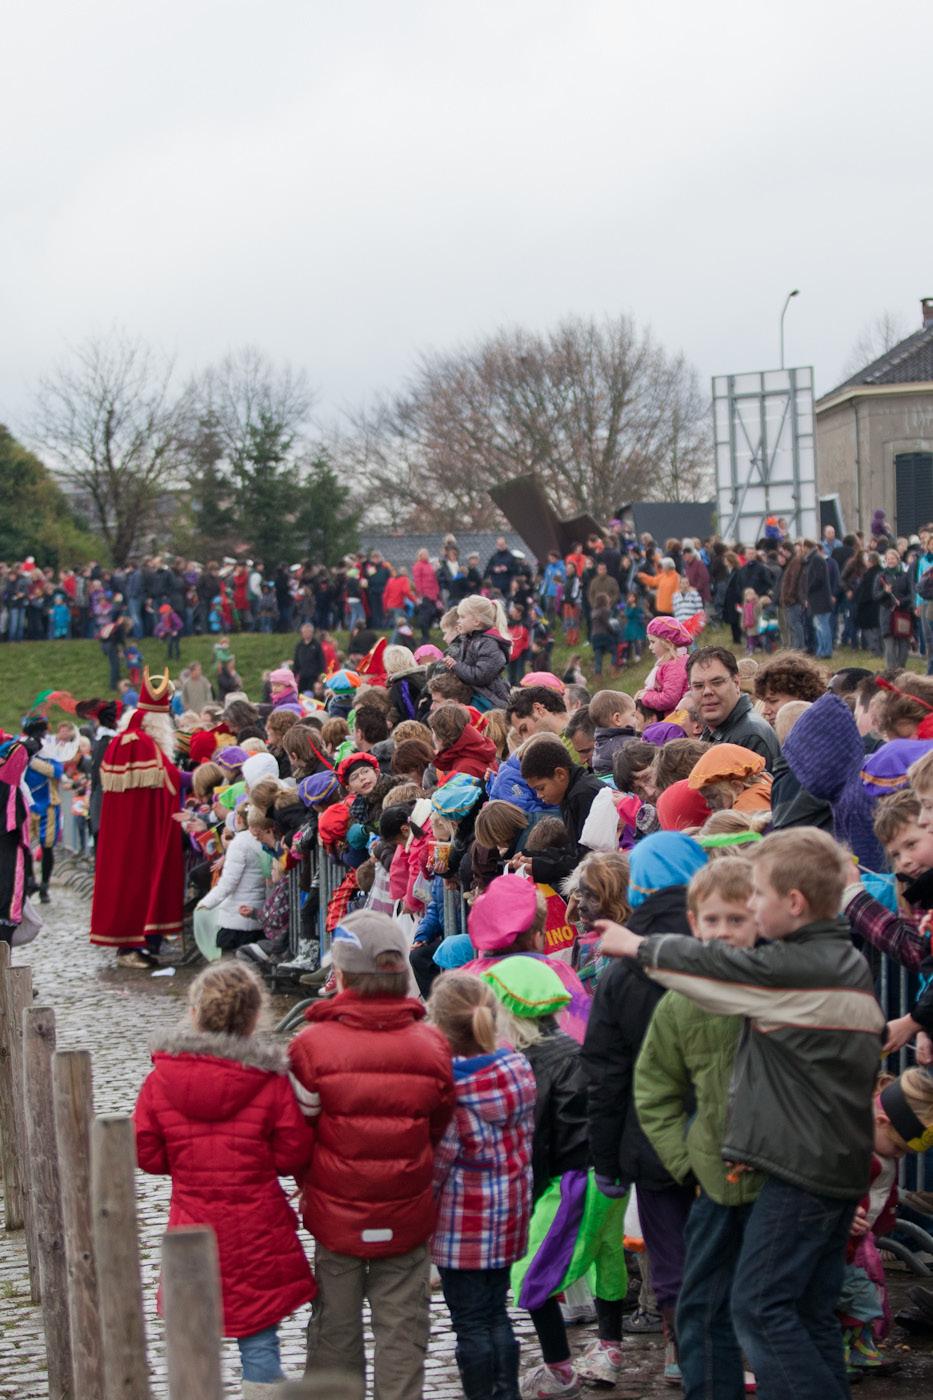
[296,452,361,565]
[232,409,299,568]
[0,424,103,565]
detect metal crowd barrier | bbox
[57,786,83,857]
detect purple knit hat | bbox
[641,721,687,747]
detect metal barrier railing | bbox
[58,786,85,857]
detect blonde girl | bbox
[442,595,512,710]
[134,963,314,1397]
[428,973,536,1400]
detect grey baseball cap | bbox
[331,910,411,975]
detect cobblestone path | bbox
[1,863,931,1397]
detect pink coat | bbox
[389,830,432,913]
[642,655,688,714]
[413,559,441,602]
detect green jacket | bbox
[634,993,762,1206]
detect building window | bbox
[895,453,933,535]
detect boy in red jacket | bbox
[429,701,497,781]
[289,910,455,1399]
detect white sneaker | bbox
[576,1340,623,1387]
[520,1362,581,1398]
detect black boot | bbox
[39,884,51,904]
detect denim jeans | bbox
[8,605,25,642]
[592,639,611,676]
[439,1266,519,1400]
[784,603,805,651]
[127,599,144,637]
[730,1177,854,1400]
[812,610,833,658]
[346,599,365,629]
[237,1324,283,1382]
[677,1191,751,1400]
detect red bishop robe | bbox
[89,714,184,948]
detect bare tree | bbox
[193,345,312,472]
[338,315,712,528]
[33,333,188,564]
[842,309,910,378]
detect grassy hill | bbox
[0,626,909,732]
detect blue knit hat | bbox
[628,831,708,907]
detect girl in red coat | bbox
[134,963,315,1399]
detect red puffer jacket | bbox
[288,992,455,1258]
[134,1030,315,1337]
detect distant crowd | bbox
[4,506,933,682]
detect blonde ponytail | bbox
[457,594,508,637]
[428,972,498,1055]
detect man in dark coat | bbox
[803,542,834,659]
[293,623,325,692]
[688,646,783,772]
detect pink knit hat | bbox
[414,644,443,664]
[520,671,565,692]
[269,667,297,689]
[467,874,539,951]
[646,617,692,647]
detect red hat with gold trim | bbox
[137,667,174,713]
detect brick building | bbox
[816,298,933,535]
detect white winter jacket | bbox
[197,830,268,931]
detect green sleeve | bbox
[633,993,693,1184]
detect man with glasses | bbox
[687,646,783,771]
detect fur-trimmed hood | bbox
[148,1027,289,1121]
[150,1026,288,1072]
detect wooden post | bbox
[0,943,26,1228]
[0,940,14,1218]
[53,1049,104,1400]
[0,954,41,1298]
[161,1228,224,1400]
[23,1007,73,1398]
[13,966,42,1302]
[90,1115,152,1400]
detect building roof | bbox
[820,322,933,401]
[359,530,526,575]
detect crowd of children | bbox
[67,599,933,1400]
[11,536,933,1398]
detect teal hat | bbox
[433,934,475,969]
[629,831,707,907]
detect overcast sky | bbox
[3,0,930,439]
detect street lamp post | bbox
[780,288,800,369]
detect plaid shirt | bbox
[846,889,929,972]
[432,1047,536,1271]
